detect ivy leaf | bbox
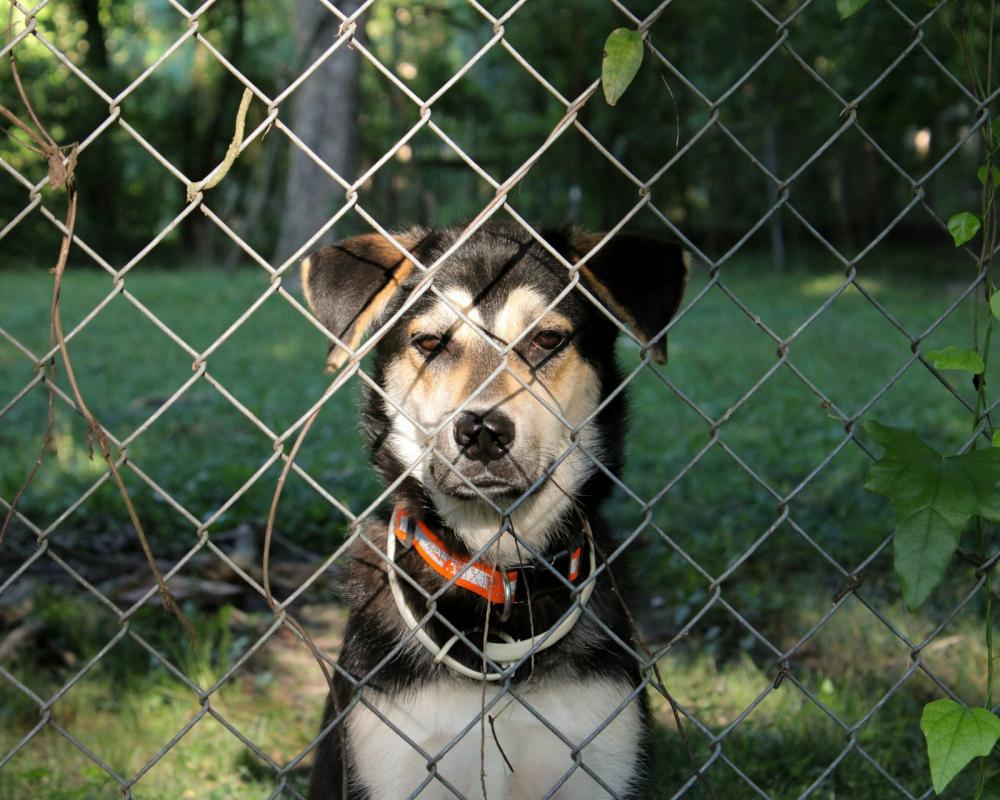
[948,212,982,246]
[836,0,869,18]
[979,164,1000,186]
[990,291,1000,322]
[863,421,1000,609]
[921,699,1000,794]
[926,345,985,374]
[602,29,644,106]
[993,430,1000,448]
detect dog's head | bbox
[302,223,688,562]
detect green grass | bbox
[0,248,995,797]
[0,597,333,799]
[0,594,988,798]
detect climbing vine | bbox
[841,1,1000,796]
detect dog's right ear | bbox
[301,230,424,371]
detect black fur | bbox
[303,223,687,800]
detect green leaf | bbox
[836,0,870,18]
[990,291,1000,322]
[948,212,982,246]
[602,29,644,106]
[978,164,1000,186]
[926,345,985,374]
[921,699,1000,794]
[993,430,1000,448]
[863,420,1000,609]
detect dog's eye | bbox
[531,330,566,351]
[412,334,444,355]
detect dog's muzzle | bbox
[431,407,530,497]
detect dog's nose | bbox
[453,410,515,464]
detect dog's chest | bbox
[345,676,642,799]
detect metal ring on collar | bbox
[499,569,513,623]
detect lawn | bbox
[0,246,995,798]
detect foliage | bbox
[922,699,1000,795]
[0,597,323,799]
[850,0,1000,784]
[836,0,870,20]
[601,28,643,106]
[1,0,994,264]
[927,345,986,374]
[863,421,1000,610]
[948,212,982,247]
[978,165,1000,186]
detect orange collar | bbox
[390,505,583,607]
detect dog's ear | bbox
[554,230,689,364]
[302,229,424,371]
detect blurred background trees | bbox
[2,8,998,795]
[1,0,989,272]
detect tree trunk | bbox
[274,0,364,267]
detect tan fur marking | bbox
[355,231,421,268]
[443,356,475,408]
[516,345,599,427]
[327,258,414,371]
[552,349,601,424]
[301,256,314,312]
[325,230,421,371]
[441,288,483,330]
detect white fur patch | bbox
[346,678,643,799]
[428,421,603,565]
[494,287,546,343]
[386,406,431,485]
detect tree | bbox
[273,0,365,266]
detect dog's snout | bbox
[453,410,515,463]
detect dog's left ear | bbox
[301,229,425,371]
[557,230,690,364]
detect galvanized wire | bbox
[1,0,997,798]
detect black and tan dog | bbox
[301,222,688,800]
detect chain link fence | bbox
[1,0,997,797]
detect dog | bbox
[301,222,688,800]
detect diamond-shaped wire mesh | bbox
[1,0,997,798]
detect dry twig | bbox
[0,2,193,640]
